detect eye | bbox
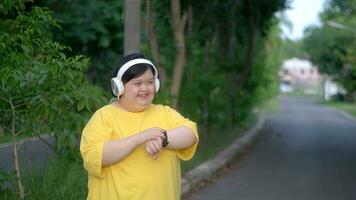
[134,82,141,86]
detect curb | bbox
[333,109,356,123]
[323,106,356,123]
[181,115,265,196]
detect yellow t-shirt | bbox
[80,104,199,200]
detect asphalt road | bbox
[185,96,356,200]
[0,135,56,171]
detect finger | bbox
[143,132,162,143]
[156,137,163,148]
[157,128,166,135]
[152,140,161,152]
[146,145,153,155]
[146,142,158,155]
[153,153,159,160]
[148,142,159,154]
[151,127,165,135]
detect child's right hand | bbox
[137,127,165,144]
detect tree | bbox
[37,0,125,87]
[303,0,356,101]
[170,0,188,108]
[0,2,105,197]
[145,0,168,84]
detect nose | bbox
[141,83,148,91]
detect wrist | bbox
[135,133,145,145]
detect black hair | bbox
[110,53,156,97]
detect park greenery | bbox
[0,1,106,198]
[2,0,354,199]
[302,0,356,102]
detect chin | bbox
[139,100,153,107]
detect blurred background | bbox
[1,0,355,199]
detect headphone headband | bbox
[116,58,157,80]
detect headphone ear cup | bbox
[111,78,118,97]
[155,78,160,93]
[111,78,124,97]
[117,80,124,96]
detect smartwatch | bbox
[162,130,169,147]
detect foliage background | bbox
[303,0,356,102]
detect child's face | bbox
[120,69,155,112]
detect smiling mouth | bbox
[138,93,149,97]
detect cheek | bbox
[131,87,140,94]
[123,86,137,95]
[150,85,156,91]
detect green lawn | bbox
[0,156,88,200]
[181,114,257,173]
[257,97,281,114]
[321,101,356,118]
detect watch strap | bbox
[162,130,169,147]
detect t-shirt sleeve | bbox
[80,110,112,179]
[165,106,199,161]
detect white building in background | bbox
[279,57,346,100]
[279,57,322,94]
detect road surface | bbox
[185,96,356,200]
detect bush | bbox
[0,1,106,155]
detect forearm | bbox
[166,126,197,150]
[102,135,140,167]
[102,127,164,167]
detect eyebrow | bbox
[131,78,154,82]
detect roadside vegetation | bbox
[258,97,281,115]
[302,0,356,103]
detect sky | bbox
[280,0,326,41]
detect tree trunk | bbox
[186,5,194,85]
[228,0,238,59]
[239,0,256,86]
[201,39,214,137]
[10,98,24,199]
[0,125,3,136]
[170,0,188,108]
[227,1,238,126]
[144,0,167,84]
[124,0,141,55]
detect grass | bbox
[282,89,323,101]
[0,158,87,200]
[257,97,281,114]
[181,114,257,173]
[320,100,356,118]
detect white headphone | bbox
[111,58,160,97]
